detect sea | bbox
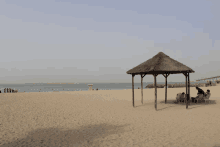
[0,81,207,93]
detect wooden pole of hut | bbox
[141,74,143,104]
[165,77,167,103]
[162,73,170,104]
[132,74,135,107]
[154,74,158,110]
[184,73,189,109]
[188,73,190,106]
[183,73,188,108]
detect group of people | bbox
[195,86,210,97]
[176,86,210,103]
[192,87,210,103]
[1,88,18,93]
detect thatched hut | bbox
[126,52,195,110]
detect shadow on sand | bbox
[156,105,177,111]
[0,123,129,147]
[135,100,178,111]
[160,99,217,110]
[135,99,217,111]
[160,99,217,105]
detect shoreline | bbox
[1,85,218,93]
[3,86,219,99]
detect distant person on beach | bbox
[196,86,205,96]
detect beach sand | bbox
[0,86,220,147]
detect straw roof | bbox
[127,52,195,75]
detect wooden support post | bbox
[185,74,188,96]
[188,73,190,106]
[186,73,189,109]
[165,74,168,104]
[141,74,143,104]
[162,73,170,104]
[182,73,188,106]
[132,74,135,107]
[154,74,158,110]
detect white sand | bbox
[0,86,220,147]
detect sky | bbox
[0,0,220,84]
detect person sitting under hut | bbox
[176,92,185,102]
[191,87,206,103]
[196,86,205,96]
[204,89,210,97]
[194,89,211,103]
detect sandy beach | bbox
[1,86,220,147]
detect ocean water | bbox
[0,83,148,93]
[0,82,207,93]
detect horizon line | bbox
[0,81,208,84]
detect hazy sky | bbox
[0,0,220,84]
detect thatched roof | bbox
[127,52,195,75]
